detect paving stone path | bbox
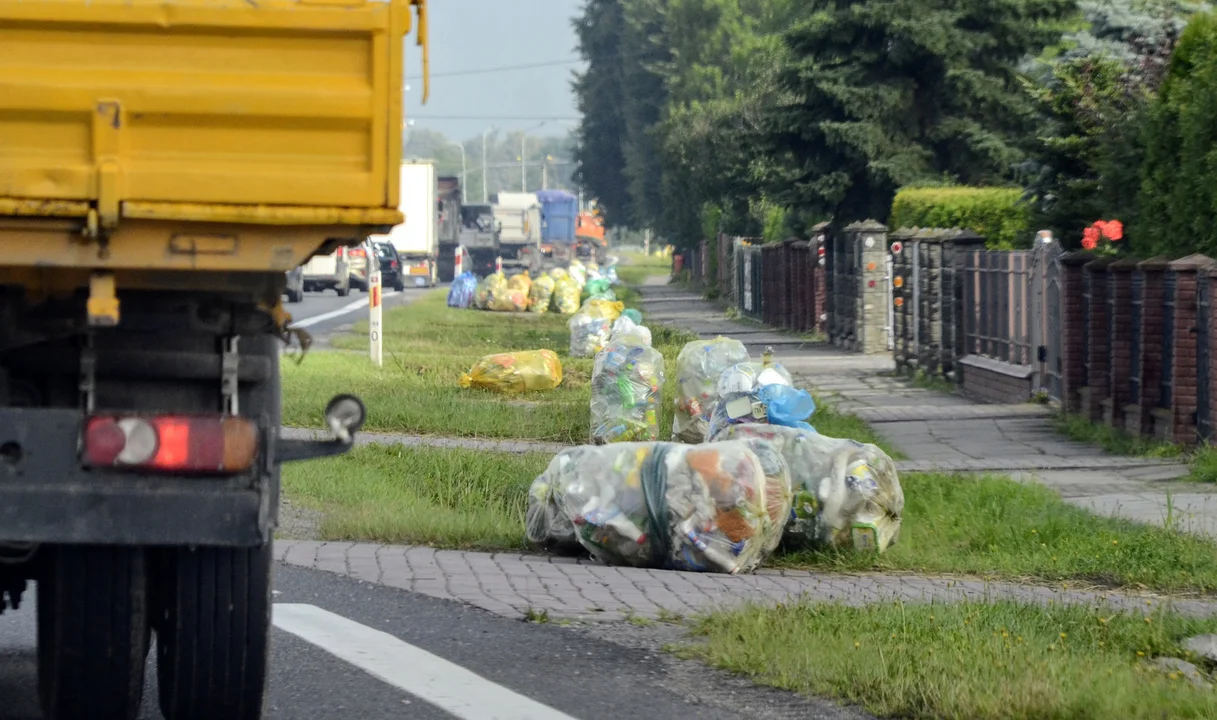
[277,540,1217,623]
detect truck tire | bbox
[153,332,280,720]
[155,543,273,720]
[37,545,149,720]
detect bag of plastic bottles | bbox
[487,285,528,312]
[706,362,815,440]
[714,424,904,554]
[590,328,663,444]
[524,441,792,574]
[672,337,751,443]
[551,276,581,314]
[568,299,625,357]
[458,350,563,393]
[447,272,479,309]
[610,314,652,347]
[528,274,556,313]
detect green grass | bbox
[1054,412,1217,483]
[777,472,1217,594]
[688,600,1217,720]
[281,443,549,549]
[614,250,670,286]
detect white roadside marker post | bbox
[495,256,502,274]
[369,268,383,367]
[454,246,463,277]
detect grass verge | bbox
[1054,412,1217,482]
[284,444,1217,592]
[281,443,549,549]
[687,600,1217,720]
[781,472,1217,593]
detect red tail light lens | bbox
[83,415,259,474]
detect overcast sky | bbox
[403,0,584,142]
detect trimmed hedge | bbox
[889,187,1031,249]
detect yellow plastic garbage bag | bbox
[528,274,556,313]
[474,272,507,310]
[459,350,563,393]
[580,298,624,321]
[551,276,581,314]
[549,267,569,281]
[487,286,529,312]
[507,271,532,295]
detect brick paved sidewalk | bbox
[277,541,1217,623]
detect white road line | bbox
[272,603,578,720]
[290,290,400,329]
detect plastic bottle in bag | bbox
[459,350,563,393]
[524,441,792,573]
[672,337,751,443]
[609,314,652,347]
[706,362,815,440]
[551,276,581,314]
[590,329,663,444]
[528,274,556,313]
[713,424,904,554]
[568,299,625,357]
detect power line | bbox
[406,57,583,80]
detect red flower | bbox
[1082,225,1101,249]
[1101,219,1123,241]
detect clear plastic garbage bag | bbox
[590,330,663,444]
[706,362,815,440]
[524,441,793,574]
[568,299,624,358]
[487,285,528,312]
[447,272,479,309]
[712,424,904,553]
[459,350,563,393]
[528,274,556,313]
[672,337,751,443]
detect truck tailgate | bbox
[0,0,415,219]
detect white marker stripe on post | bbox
[273,604,577,720]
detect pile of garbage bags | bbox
[459,349,563,394]
[569,298,624,358]
[672,337,751,443]
[590,318,663,444]
[525,441,792,574]
[528,274,555,314]
[451,258,623,315]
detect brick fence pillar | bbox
[1167,255,1217,444]
[1080,258,1116,423]
[1060,251,1095,413]
[844,220,891,354]
[1127,258,1171,437]
[1103,257,1139,429]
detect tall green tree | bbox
[762,0,1077,227]
[572,0,633,227]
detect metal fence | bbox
[961,250,1032,366]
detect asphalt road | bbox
[284,283,436,335]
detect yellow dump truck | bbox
[0,1,427,718]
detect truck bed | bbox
[0,0,423,274]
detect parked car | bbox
[302,246,351,296]
[284,265,304,303]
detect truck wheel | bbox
[155,543,273,720]
[37,545,149,720]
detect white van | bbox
[302,246,351,296]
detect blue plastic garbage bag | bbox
[447,272,479,308]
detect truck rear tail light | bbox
[82,415,258,474]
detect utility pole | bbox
[520,122,546,192]
[448,140,467,195]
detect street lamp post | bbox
[481,126,497,203]
[448,140,467,195]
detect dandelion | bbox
[1002,631,1009,638]
[1112,540,1119,546]
[891,634,897,639]
[1145,617,1152,624]
[1099,617,1108,624]
[1031,529,1037,534]
[1060,633,1067,639]
[1017,636,1023,643]
[854,642,860,648]
[1138,651,1145,657]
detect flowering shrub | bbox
[1081,219,1123,255]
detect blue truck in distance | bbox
[536,189,577,263]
